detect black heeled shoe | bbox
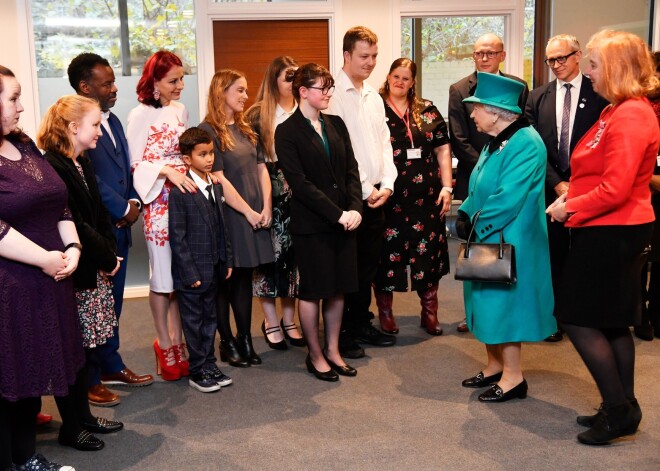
[281,319,306,347]
[305,355,339,382]
[478,379,528,402]
[461,371,503,388]
[261,320,288,350]
[236,333,262,365]
[58,429,105,451]
[578,399,642,433]
[220,338,250,368]
[81,416,124,434]
[323,353,357,377]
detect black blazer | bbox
[524,75,609,195]
[45,151,117,289]
[448,71,529,200]
[275,109,362,235]
[168,173,233,290]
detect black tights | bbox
[0,396,40,469]
[216,267,254,339]
[54,352,95,439]
[560,322,635,406]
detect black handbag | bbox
[454,211,517,284]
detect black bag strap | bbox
[464,209,506,259]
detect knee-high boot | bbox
[375,290,398,334]
[418,285,443,336]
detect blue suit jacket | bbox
[86,112,139,246]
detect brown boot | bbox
[418,285,443,335]
[375,290,399,334]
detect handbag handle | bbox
[463,210,506,259]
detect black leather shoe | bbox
[339,331,365,359]
[461,371,503,388]
[81,416,124,434]
[281,319,306,347]
[305,355,339,382]
[633,322,654,341]
[220,338,250,368]
[261,321,288,350]
[478,379,528,402]
[544,331,564,342]
[58,429,105,451]
[236,334,262,365]
[323,353,357,377]
[354,324,396,347]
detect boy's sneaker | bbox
[205,364,233,387]
[188,372,221,393]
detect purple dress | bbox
[0,137,84,401]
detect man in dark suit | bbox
[448,33,529,333]
[68,53,153,407]
[169,127,233,393]
[524,34,609,341]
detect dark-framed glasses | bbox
[284,69,296,82]
[307,85,335,96]
[544,50,579,67]
[472,50,503,60]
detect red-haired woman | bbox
[127,51,192,381]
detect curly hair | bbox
[136,51,183,108]
[246,56,298,161]
[379,58,425,129]
[204,69,257,152]
[37,95,100,158]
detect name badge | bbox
[657,154,660,167]
[407,148,422,160]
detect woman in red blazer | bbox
[547,30,660,446]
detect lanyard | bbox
[387,98,415,148]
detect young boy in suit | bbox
[169,127,233,393]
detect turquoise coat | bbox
[459,119,555,344]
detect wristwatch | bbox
[441,186,454,195]
[65,242,83,252]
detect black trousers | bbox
[342,201,385,332]
[216,267,254,339]
[179,268,225,375]
[0,396,40,469]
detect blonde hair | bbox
[246,56,297,161]
[37,95,100,158]
[204,69,257,152]
[586,30,658,104]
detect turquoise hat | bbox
[463,72,524,114]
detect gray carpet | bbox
[37,240,660,471]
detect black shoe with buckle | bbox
[478,380,528,402]
[354,324,396,347]
[58,429,104,451]
[81,416,123,434]
[461,371,503,388]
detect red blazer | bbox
[565,97,660,227]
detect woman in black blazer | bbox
[39,95,123,451]
[276,63,362,381]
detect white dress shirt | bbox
[326,69,397,200]
[555,73,583,150]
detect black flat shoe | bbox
[81,416,124,434]
[58,429,105,451]
[281,319,306,347]
[323,353,357,377]
[261,321,288,350]
[544,331,564,342]
[478,379,528,402]
[220,338,250,368]
[461,371,503,388]
[305,355,338,382]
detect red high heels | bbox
[153,339,181,381]
[172,343,190,377]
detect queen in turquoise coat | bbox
[457,72,555,403]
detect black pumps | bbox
[281,319,306,347]
[261,320,288,350]
[305,355,338,382]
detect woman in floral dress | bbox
[374,58,453,336]
[127,51,191,381]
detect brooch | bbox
[497,140,509,154]
[586,120,606,149]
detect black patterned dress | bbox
[374,99,450,292]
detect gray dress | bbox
[200,122,274,268]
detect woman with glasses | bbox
[547,30,660,445]
[373,58,453,336]
[246,56,305,350]
[200,70,274,367]
[276,63,362,381]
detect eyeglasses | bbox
[307,86,335,96]
[544,50,579,67]
[284,69,296,82]
[473,51,503,60]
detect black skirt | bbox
[292,231,358,300]
[555,223,652,328]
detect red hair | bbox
[136,51,183,108]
